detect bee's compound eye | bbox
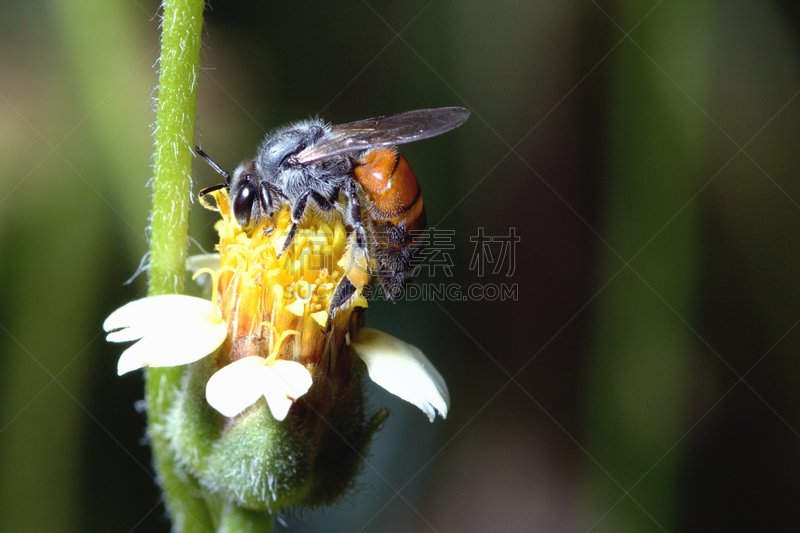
[233,181,256,227]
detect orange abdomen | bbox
[352,148,427,300]
[353,148,425,233]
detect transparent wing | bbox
[294,107,469,164]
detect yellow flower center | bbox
[203,189,367,374]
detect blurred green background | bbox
[2,0,800,531]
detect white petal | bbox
[105,295,213,339]
[205,357,313,420]
[264,360,313,420]
[116,319,227,375]
[206,357,274,417]
[351,327,450,422]
[105,295,227,375]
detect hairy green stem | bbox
[148,0,203,298]
[146,0,211,531]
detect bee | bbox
[196,106,470,316]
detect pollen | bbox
[204,189,367,374]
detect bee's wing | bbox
[294,107,470,164]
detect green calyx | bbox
[163,349,386,516]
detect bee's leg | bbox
[339,180,371,293]
[373,223,426,301]
[278,190,336,258]
[198,183,228,198]
[344,180,368,252]
[328,277,357,319]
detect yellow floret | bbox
[204,189,366,374]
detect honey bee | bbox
[196,107,470,315]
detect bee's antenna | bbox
[195,146,231,183]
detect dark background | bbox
[2,1,800,531]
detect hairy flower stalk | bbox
[143,0,210,530]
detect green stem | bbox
[146,0,211,531]
[148,0,203,298]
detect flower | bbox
[105,187,449,422]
